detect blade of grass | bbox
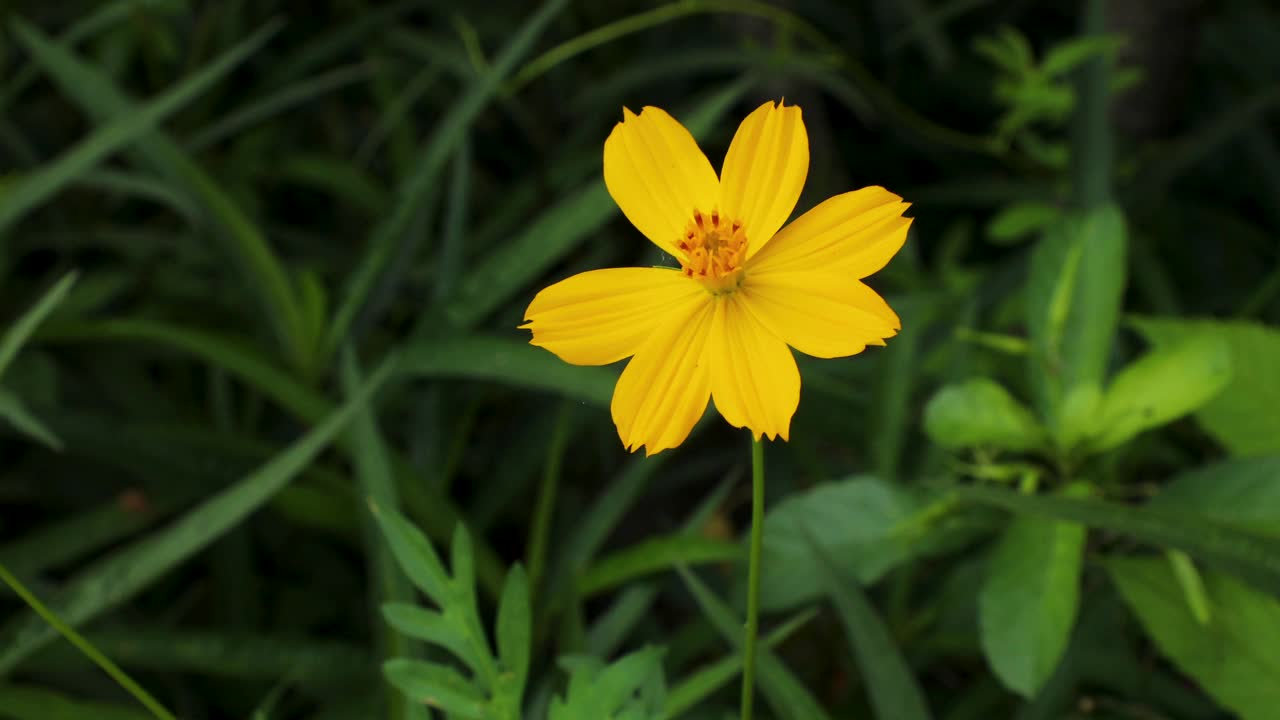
[577,535,741,598]
[0,19,275,233]
[506,0,833,92]
[12,18,310,373]
[188,62,372,151]
[325,0,571,356]
[339,348,425,720]
[0,358,394,673]
[0,564,176,720]
[663,608,818,720]
[0,271,77,377]
[0,387,63,450]
[527,402,573,597]
[676,565,834,720]
[24,626,374,686]
[806,529,933,720]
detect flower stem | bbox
[741,436,765,720]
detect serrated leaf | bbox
[551,647,665,720]
[384,659,486,718]
[979,493,1086,697]
[374,509,450,602]
[496,565,531,697]
[382,604,483,677]
[1131,317,1280,455]
[1107,557,1280,720]
[1089,333,1232,451]
[924,378,1047,451]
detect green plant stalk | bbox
[0,563,177,720]
[527,404,573,595]
[741,436,765,720]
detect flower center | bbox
[677,209,747,294]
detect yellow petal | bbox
[603,106,720,257]
[746,186,911,278]
[718,100,809,260]
[611,297,715,455]
[707,295,800,441]
[739,271,900,359]
[523,267,704,366]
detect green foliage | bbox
[4,1,1279,718]
[978,486,1088,697]
[1108,557,1280,720]
[1132,317,1280,455]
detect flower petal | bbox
[707,294,800,441]
[740,271,900,359]
[523,267,705,366]
[718,100,809,260]
[603,106,720,256]
[611,296,715,455]
[747,186,911,278]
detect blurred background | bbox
[2,0,1280,718]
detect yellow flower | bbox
[522,100,911,455]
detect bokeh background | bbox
[3,1,1280,718]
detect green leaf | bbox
[1040,35,1123,78]
[808,534,933,720]
[0,271,77,378]
[923,378,1047,451]
[373,510,451,605]
[1131,317,1280,455]
[952,483,1280,595]
[759,477,916,611]
[577,535,740,598]
[0,20,275,235]
[1107,556,1280,720]
[0,360,392,673]
[382,604,483,678]
[985,201,1060,245]
[495,565,531,698]
[0,387,61,450]
[398,335,616,408]
[1026,206,1127,427]
[1152,456,1280,538]
[551,647,665,720]
[979,488,1087,697]
[676,566,833,720]
[1089,333,1232,451]
[383,659,486,719]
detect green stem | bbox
[0,563,177,720]
[741,436,766,720]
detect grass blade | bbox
[676,565,834,720]
[807,531,933,719]
[0,271,77,377]
[325,0,572,355]
[0,19,275,233]
[0,359,394,672]
[0,564,176,720]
